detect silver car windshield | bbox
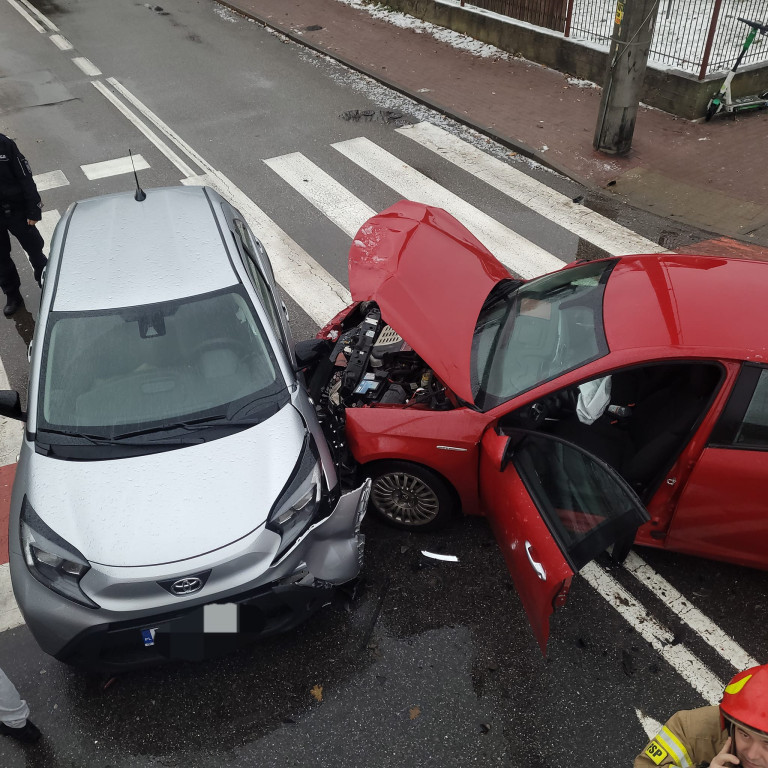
[472,260,614,410]
[38,287,286,437]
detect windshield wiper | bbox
[110,414,230,440]
[37,427,113,445]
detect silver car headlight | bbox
[20,498,98,608]
[267,438,324,558]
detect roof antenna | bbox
[129,149,146,202]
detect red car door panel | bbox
[480,428,649,652]
[665,448,768,570]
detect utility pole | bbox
[594,0,658,155]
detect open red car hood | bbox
[348,201,512,404]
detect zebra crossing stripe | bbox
[182,174,351,325]
[38,210,61,254]
[81,155,149,180]
[33,170,69,192]
[332,136,565,279]
[0,565,23,632]
[263,153,376,239]
[397,122,668,258]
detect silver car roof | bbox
[52,186,238,311]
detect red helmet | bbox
[720,665,768,734]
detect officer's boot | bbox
[3,289,23,317]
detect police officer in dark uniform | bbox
[0,133,48,317]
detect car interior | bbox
[43,292,277,430]
[501,362,723,502]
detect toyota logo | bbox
[170,577,203,596]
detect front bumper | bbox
[11,481,370,672]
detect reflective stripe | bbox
[654,727,692,767]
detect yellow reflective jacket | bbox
[634,706,728,767]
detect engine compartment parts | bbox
[318,303,452,412]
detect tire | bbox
[705,99,719,122]
[366,461,456,531]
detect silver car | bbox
[0,186,369,671]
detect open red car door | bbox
[479,428,649,653]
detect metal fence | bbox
[459,0,567,30]
[566,0,768,76]
[462,0,768,77]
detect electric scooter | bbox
[705,16,768,121]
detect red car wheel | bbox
[367,461,456,531]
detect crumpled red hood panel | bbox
[348,201,512,404]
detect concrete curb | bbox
[216,0,598,191]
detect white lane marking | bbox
[623,551,759,671]
[72,56,101,77]
[33,170,69,192]
[49,33,73,50]
[91,81,199,178]
[183,175,350,324]
[0,354,23,467]
[581,562,723,705]
[636,709,664,740]
[37,209,61,254]
[100,78,350,324]
[264,152,376,239]
[4,0,44,32]
[332,137,565,279]
[15,0,58,30]
[398,122,668,257]
[81,154,149,180]
[0,565,24,632]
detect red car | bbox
[300,200,768,650]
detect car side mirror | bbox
[0,391,25,421]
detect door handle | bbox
[525,541,547,581]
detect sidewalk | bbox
[220,0,768,253]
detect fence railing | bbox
[460,0,768,77]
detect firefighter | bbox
[0,133,47,317]
[635,664,768,767]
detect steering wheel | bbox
[521,401,547,429]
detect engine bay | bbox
[319,304,453,412]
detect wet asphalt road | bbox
[0,1,766,766]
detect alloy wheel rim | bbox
[371,472,439,526]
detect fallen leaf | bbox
[409,706,421,720]
[310,684,323,702]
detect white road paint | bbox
[398,122,668,257]
[0,23,747,715]
[581,562,724,705]
[49,33,73,51]
[182,174,350,324]
[81,154,149,180]
[264,152,376,239]
[636,709,664,740]
[0,358,23,468]
[72,56,102,77]
[33,169,69,192]
[37,209,61,254]
[15,0,58,30]
[623,551,759,671]
[332,137,565,279]
[91,81,199,178]
[102,78,351,324]
[0,565,23,632]
[4,0,44,33]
